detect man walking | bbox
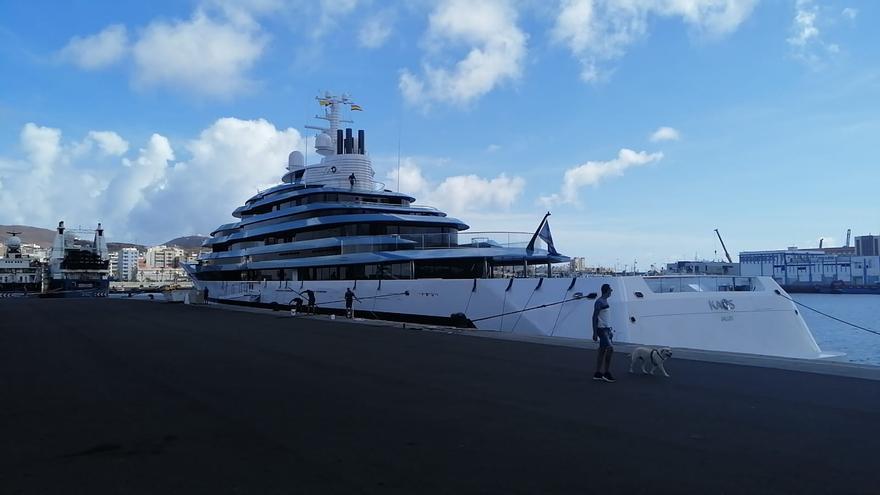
[344,287,361,318]
[592,283,616,382]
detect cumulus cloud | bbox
[649,126,680,142]
[539,148,663,206]
[399,0,526,106]
[385,159,525,217]
[0,118,304,243]
[132,12,267,97]
[128,118,303,238]
[552,0,757,82]
[59,24,128,70]
[87,131,129,156]
[841,7,857,20]
[57,0,284,98]
[358,9,395,49]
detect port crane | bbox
[714,229,733,264]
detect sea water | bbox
[792,294,880,366]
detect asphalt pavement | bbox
[2,298,878,494]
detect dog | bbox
[629,347,673,377]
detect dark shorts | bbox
[597,328,613,349]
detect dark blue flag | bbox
[526,212,558,256]
[537,220,559,256]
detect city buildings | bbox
[665,261,740,276]
[740,238,880,289]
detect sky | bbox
[0,0,878,268]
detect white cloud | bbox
[787,0,841,67]
[21,123,62,173]
[128,118,303,239]
[105,134,175,216]
[553,0,757,82]
[841,7,857,20]
[315,0,360,39]
[59,24,128,70]
[486,144,501,152]
[358,10,395,49]
[539,148,663,206]
[132,12,267,97]
[201,0,285,28]
[649,126,681,142]
[0,118,304,243]
[399,0,526,106]
[788,0,819,47]
[385,159,525,217]
[87,131,129,156]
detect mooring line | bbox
[775,289,880,337]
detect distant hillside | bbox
[2,225,207,251]
[165,236,209,249]
[0,225,55,247]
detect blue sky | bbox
[1,0,878,267]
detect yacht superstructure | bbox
[43,221,111,297]
[186,93,829,360]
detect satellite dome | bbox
[6,235,21,251]
[288,151,305,169]
[316,133,332,148]
[315,132,334,156]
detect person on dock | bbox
[203,287,209,304]
[304,289,316,315]
[592,284,616,383]
[345,287,361,319]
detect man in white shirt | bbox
[592,284,616,382]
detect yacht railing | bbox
[307,177,387,192]
[643,276,757,293]
[338,231,543,254]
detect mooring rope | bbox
[288,290,410,306]
[775,289,880,337]
[470,295,588,323]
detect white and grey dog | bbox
[629,347,673,377]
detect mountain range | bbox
[1,225,207,250]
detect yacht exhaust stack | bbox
[51,221,66,260]
[358,130,365,154]
[336,129,344,154]
[345,128,353,154]
[94,223,109,261]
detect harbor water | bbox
[792,294,880,366]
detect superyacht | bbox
[185,93,829,360]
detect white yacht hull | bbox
[189,274,825,360]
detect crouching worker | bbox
[291,297,303,315]
[592,283,616,383]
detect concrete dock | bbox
[2,299,879,494]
